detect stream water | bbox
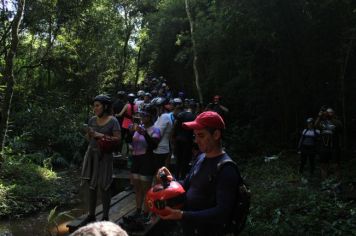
[0,169,127,236]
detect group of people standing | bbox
[297,106,343,180]
[79,76,232,234]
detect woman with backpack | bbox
[297,118,320,175]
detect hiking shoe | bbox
[120,220,145,232]
[79,215,96,226]
[137,216,151,225]
[122,214,140,224]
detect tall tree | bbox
[185,0,203,104]
[0,0,26,161]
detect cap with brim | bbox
[183,111,225,130]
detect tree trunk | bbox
[185,0,203,104]
[134,46,142,89]
[116,5,133,91]
[339,34,354,149]
[0,0,26,162]
[47,14,52,88]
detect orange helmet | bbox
[145,174,186,216]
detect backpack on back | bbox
[187,154,251,235]
[216,158,251,235]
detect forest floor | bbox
[240,151,356,235]
[0,151,355,235]
[150,151,356,236]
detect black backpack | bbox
[215,158,251,235]
[186,155,251,235]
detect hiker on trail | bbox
[113,91,126,153]
[297,118,320,175]
[143,92,152,105]
[164,84,173,99]
[135,90,145,112]
[178,91,185,101]
[152,97,173,171]
[81,95,121,224]
[116,93,138,154]
[315,107,343,179]
[128,104,161,222]
[157,111,242,236]
[113,91,126,126]
[205,95,229,120]
[171,99,196,179]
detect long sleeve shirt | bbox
[180,153,241,235]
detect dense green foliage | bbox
[0,0,355,233]
[1,0,355,161]
[0,151,76,218]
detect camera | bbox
[133,116,141,125]
[320,105,328,112]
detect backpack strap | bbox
[215,156,244,186]
[217,158,237,172]
[184,153,206,190]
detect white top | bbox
[301,129,320,146]
[135,100,145,112]
[153,113,173,154]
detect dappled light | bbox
[1,0,356,235]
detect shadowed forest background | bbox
[0,0,355,235]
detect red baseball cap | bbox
[183,111,225,130]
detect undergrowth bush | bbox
[0,155,67,218]
[7,91,89,167]
[240,154,356,235]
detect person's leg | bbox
[138,154,155,222]
[131,155,143,215]
[309,152,316,175]
[81,188,97,225]
[133,178,142,214]
[121,128,129,155]
[137,178,153,224]
[320,150,331,180]
[101,188,112,221]
[299,151,307,174]
[333,147,341,180]
[88,188,97,217]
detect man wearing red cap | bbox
[157,111,241,236]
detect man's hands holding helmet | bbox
[155,167,184,220]
[156,166,174,183]
[159,207,183,220]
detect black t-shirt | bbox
[206,103,225,118]
[112,99,125,114]
[175,111,195,140]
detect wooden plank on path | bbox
[96,192,136,221]
[66,190,133,233]
[66,188,160,235]
[112,168,130,179]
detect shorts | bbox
[319,146,341,164]
[131,154,155,181]
[152,153,170,172]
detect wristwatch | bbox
[180,210,184,219]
